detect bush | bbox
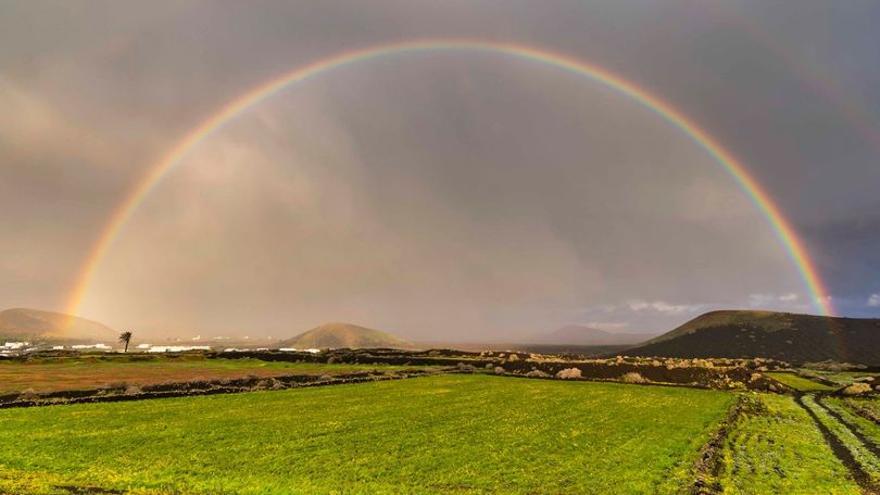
[842,382,872,396]
[556,368,582,379]
[494,366,506,375]
[18,388,38,401]
[525,369,550,378]
[507,354,519,362]
[620,372,648,384]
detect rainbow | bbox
[64,39,834,319]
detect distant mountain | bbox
[278,322,411,349]
[0,308,116,342]
[535,325,655,346]
[624,310,880,364]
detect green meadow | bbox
[766,371,837,392]
[0,374,733,495]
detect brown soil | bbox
[0,368,440,409]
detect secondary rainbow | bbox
[64,39,834,318]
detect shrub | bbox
[842,383,872,396]
[525,369,550,378]
[556,368,582,379]
[507,354,519,362]
[494,366,506,375]
[18,388,38,401]
[620,372,648,384]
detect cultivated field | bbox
[718,393,860,494]
[0,355,404,394]
[0,352,875,494]
[0,374,735,494]
[765,371,837,392]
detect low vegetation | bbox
[801,394,880,486]
[826,397,880,449]
[716,393,860,494]
[765,372,837,392]
[0,374,733,494]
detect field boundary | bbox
[689,394,750,494]
[0,368,443,409]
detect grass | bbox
[827,396,880,448]
[765,372,837,392]
[0,355,407,394]
[801,394,880,485]
[839,396,880,422]
[800,370,876,387]
[0,374,733,494]
[717,393,860,494]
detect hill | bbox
[535,325,654,346]
[279,322,411,349]
[0,308,116,342]
[624,310,880,364]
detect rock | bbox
[842,382,873,396]
[556,368,582,379]
[494,366,506,375]
[620,372,648,384]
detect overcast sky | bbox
[1,1,878,341]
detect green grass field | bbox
[0,374,734,494]
[827,396,880,448]
[838,396,880,422]
[803,370,876,387]
[766,372,837,392]
[717,393,860,494]
[0,356,406,394]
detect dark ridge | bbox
[624,310,880,365]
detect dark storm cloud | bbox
[1,0,878,340]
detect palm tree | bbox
[118,331,132,353]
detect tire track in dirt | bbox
[795,394,879,495]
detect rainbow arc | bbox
[64,39,834,322]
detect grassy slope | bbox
[766,372,837,392]
[0,356,406,394]
[0,375,732,495]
